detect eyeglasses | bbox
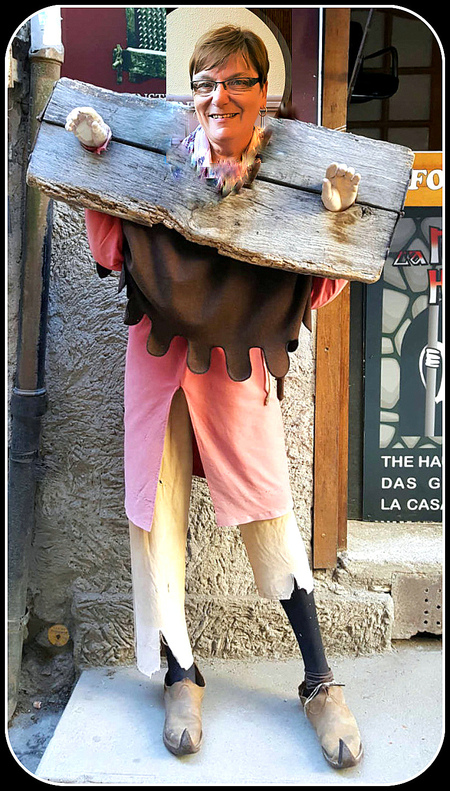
[190,77,261,96]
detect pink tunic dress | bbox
[85,209,348,530]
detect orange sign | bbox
[405,151,443,207]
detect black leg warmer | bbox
[280,581,334,692]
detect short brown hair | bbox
[189,25,269,85]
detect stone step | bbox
[72,582,394,673]
[336,521,442,639]
[69,521,442,675]
[33,645,443,785]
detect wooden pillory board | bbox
[27,78,414,284]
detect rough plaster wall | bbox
[31,202,129,622]
[28,200,319,671]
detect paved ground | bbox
[8,637,443,785]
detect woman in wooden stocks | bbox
[66,26,362,769]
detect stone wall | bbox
[26,200,318,679]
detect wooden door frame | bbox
[313,8,351,569]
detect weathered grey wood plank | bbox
[41,78,187,152]
[41,79,414,211]
[263,118,413,213]
[27,121,398,282]
[27,78,415,282]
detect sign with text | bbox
[363,152,442,521]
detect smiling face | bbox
[192,53,268,162]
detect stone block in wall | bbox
[391,573,442,639]
[185,595,299,660]
[71,589,297,672]
[70,582,394,673]
[185,584,394,660]
[72,592,135,670]
[313,582,394,655]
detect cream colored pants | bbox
[129,388,314,677]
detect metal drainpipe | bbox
[8,11,64,720]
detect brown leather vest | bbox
[103,221,312,395]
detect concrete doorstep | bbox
[8,637,443,786]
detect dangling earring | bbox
[259,106,267,129]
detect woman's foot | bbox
[298,681,363,769]
[163,665,205,756]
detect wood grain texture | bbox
[262,118,412,213]
[27,78,413,282]
[313,8,351,570]
[41,78,188,152]
[42,80,413,210]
